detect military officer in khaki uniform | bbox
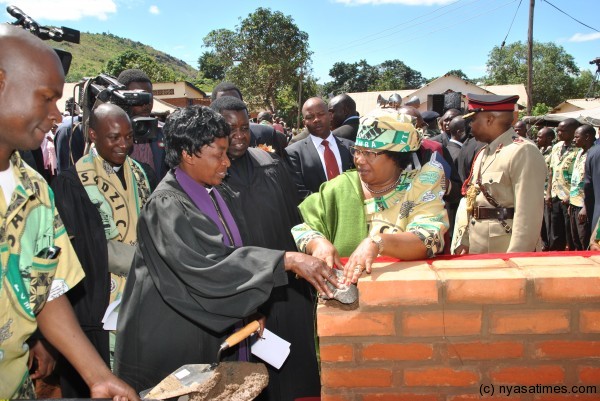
[453,94,547,254]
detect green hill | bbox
[53,31,198,83]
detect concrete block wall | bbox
[317,255,600,401]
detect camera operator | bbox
[117,69,167,183]
[55,97,85,173]
[0,24,137,400]
[52,102,151,398]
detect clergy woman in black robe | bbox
[114,105,337,393]
[211,96,321,401]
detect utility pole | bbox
[526,0,535,115]
[297,66,303,130]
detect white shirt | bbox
[0,161,17,206]
[310,132,343,179]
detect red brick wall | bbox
[317,255,600,401]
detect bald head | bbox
[302,97,330,138]
[0,25,64,158]
[448,116,466,141]
[89,103,130,131]
[536,127,555,149]
[89,103,133,166]
[513,120,527,137]
[328,94,356,130]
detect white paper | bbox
[250,328,290,369]
[102,298,121,330]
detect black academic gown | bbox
[51,167,111,397]
[114,171,288,393]
[219,148,321,401]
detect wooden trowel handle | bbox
[223,320,260,349]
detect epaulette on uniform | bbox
[511,135,525,144]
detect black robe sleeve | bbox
[51,168,111,397]
[115,177,287,392]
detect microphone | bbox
[6,5,38,30]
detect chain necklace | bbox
[363,173,402,195]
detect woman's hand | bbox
[578,206,588,225]
[343,238,379,284]
[284,252,339,298]
[306,237,342,269]
[28,339,57,380]
[454,245,469,255]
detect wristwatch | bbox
[370,234,384,256]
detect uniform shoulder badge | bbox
[511,135,525,144]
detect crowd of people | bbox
[2,23,600,401]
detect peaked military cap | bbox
[463,94,519,118]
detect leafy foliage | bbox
[323,59,424,94]
[53,32,197,83]
[484,41,581,107]
[202,8,311,112]
[105,51,182,82]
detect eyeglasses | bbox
[350,146,387,161]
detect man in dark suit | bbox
[446,116,467,164]
[286,97,354,199]
[329,93,359,141]
[211,82,287,158]
[431,108,462,147]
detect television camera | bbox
[6,5,158,142]
[6,5,79,75]
[80,73,158,141]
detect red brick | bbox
[321,394,353,401]
[489,310,570,334]
[447,395,522,401]
[320,344,354,362]
[579,310,600,333]
[363,394,439,401]
[534,277,600,302]
[579,366,600,384]
[520,263,600,302]
[402,310,482,337]
[448,341,524,360]
[440,268,526,304]
[490,365,565,385]
[534,396,600,401]
[535,341,600,359]
[360,263,438,306]
[317,311,395,337]
[404,367,479,387]
[322,368,392,388]
[361,343,433,361]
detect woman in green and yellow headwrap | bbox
[292,111,449,284]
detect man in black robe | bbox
[114,105,335,394]
[52,104,150,397]
[211,96,321,401]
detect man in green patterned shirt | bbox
[545,118,580,251]
[0,25,137,400]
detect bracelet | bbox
[369,234,384,256]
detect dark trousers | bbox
[569,205,591,250]
[549,197,574,251]
[541,202,552,250]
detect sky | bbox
[1,0,599,84]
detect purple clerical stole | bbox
[174,167,251,361]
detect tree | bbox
[373,59,424,91]
[203,8,311,112]
[197,51,227,81]
[105,50,180,82]
[323,59,424,95]
[484,41,580,107]
[573,69,600,99]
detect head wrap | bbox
[356,110,422,152]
